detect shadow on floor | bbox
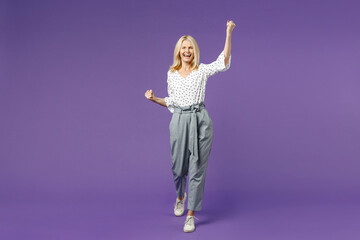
[196,189,244,226]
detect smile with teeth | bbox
[183,53,191,58]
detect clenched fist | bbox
[145,89,155,101]
[226,20,236,33]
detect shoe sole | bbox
[174,211,184,217]
[184,228,195,233]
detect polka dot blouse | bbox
[164,50,231,113]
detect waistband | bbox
[173,102,205,114]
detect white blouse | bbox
[164,50,231,113]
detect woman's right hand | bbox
[145,89,155,101]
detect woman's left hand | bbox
[226,20,236,33]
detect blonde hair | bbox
[169,35,200,73]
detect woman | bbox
[145,20,236,233]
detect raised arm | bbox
[224,20,236,66]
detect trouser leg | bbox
[187,109,214,211]
[169,113,191,199]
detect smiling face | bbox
[179,40,194,64]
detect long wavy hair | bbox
[169,35,200,73]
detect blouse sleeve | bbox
[201,50,231,78]
[164,71,175,113]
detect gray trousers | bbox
[169,102,214,211]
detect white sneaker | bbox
[183,215,199,233]
[174,192,187,216]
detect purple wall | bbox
[1,0,360,239]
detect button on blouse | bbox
[164,50,231,113]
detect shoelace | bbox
[175,201,184,210]
[175,198,185,209]
[184,215,199,224]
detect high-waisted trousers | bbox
[169,102,214,211]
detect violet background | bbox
[1,0,360,239]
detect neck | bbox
[181,61,192,71]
